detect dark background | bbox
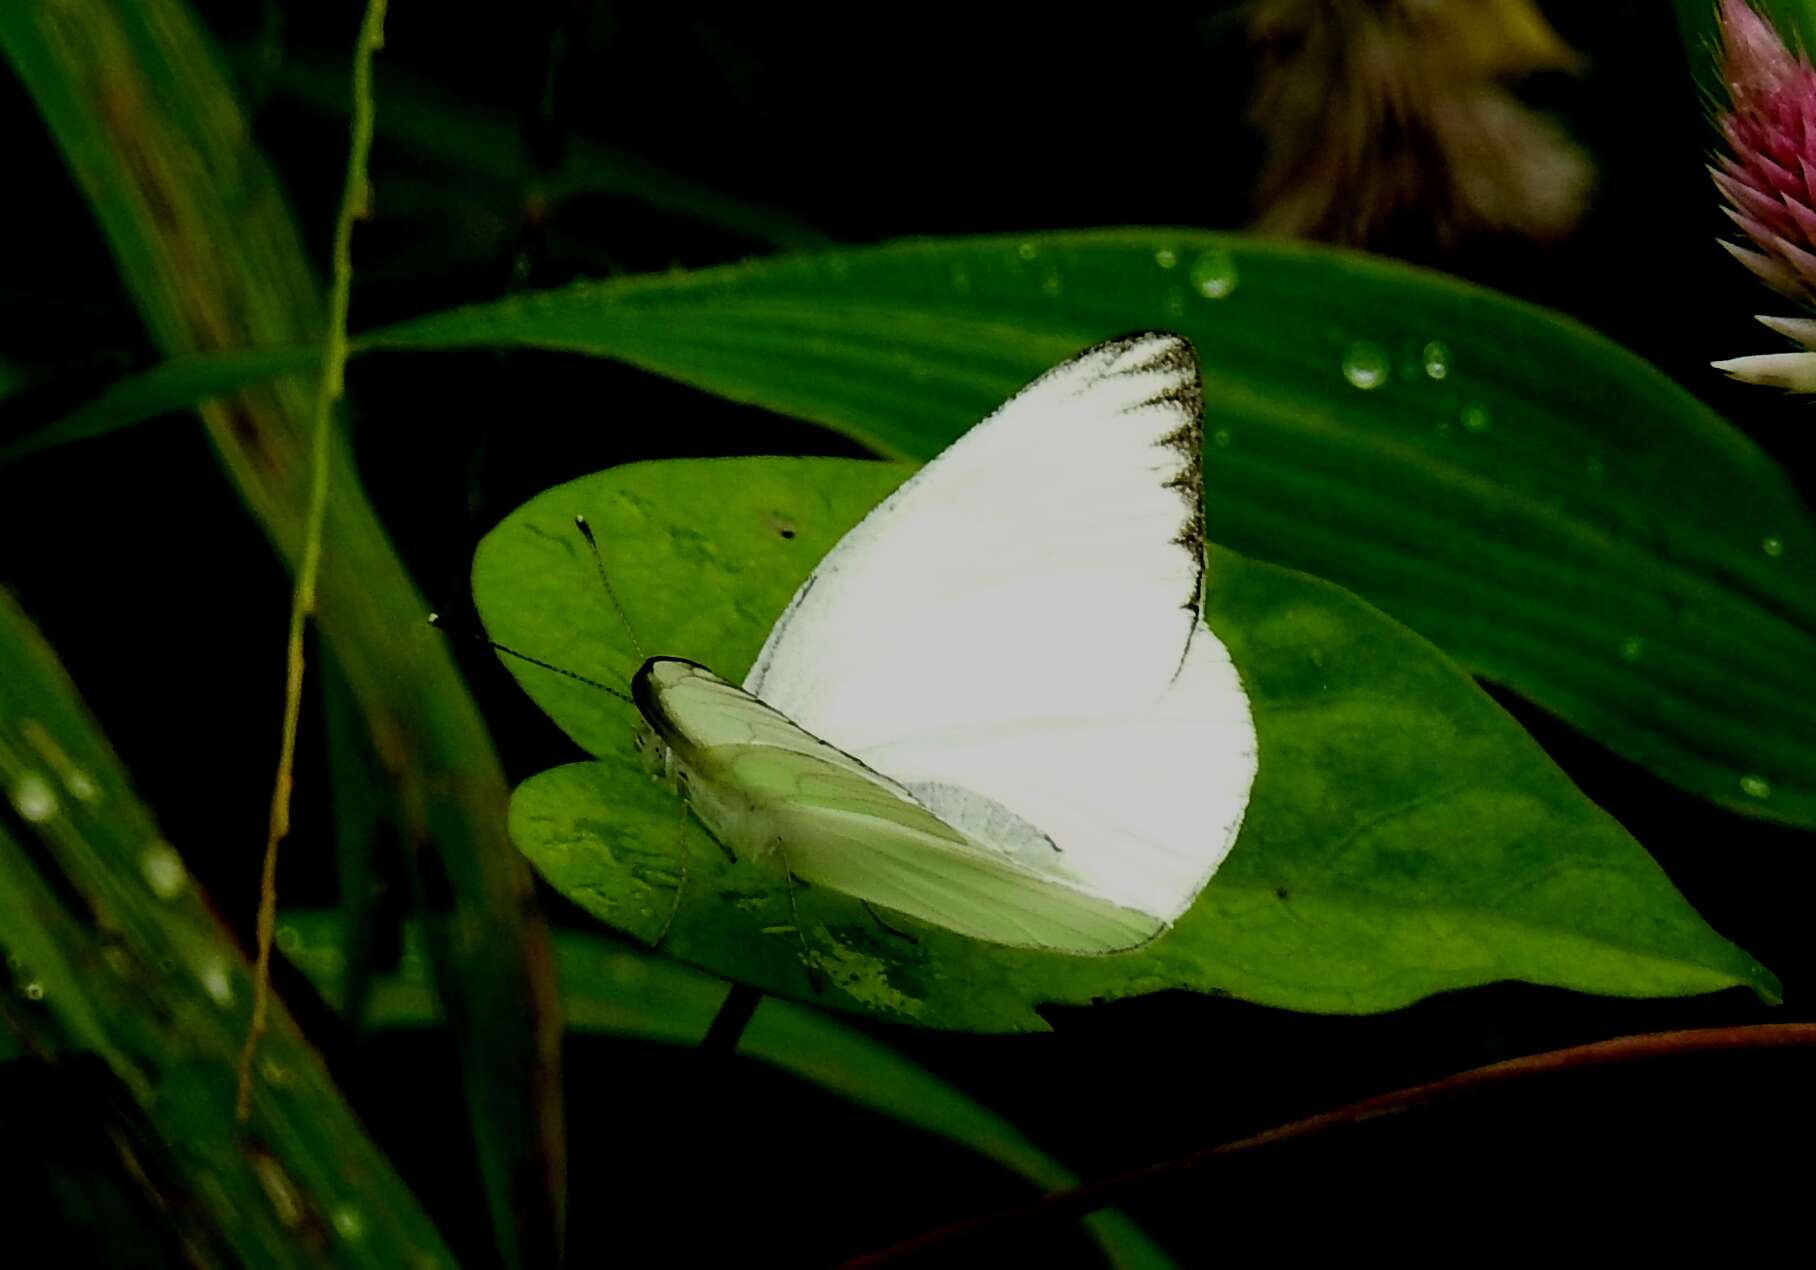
[2,1,1811,1264]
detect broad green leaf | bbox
[0,592,453,1268]
[381,233,1816,829]
[24,233,1816,829]
[473,458,1775,1031]
[278,913,1176,1270]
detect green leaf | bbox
[379,233,1816,829]
[277,914,1176,1270]
[473,458,1776,1031]
[0,346,316,463]
[0,592,454,1267]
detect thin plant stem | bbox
[236,0,388,1123]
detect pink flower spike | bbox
[1719,239,1804,299]
[1714,5,1816,288]
[1722,0,1799,96]
[1784,189,1816,240]
[1757,313,1816,347]
[1711,351,1816,390]
[1713,166,1799,233]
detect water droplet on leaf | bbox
[1762,536,1785,557]
[1153,247,1178,270]
[332,1204,366,1242]
[1421,341,1451,380]
[1619,635,1646,662]
[1341,343,1389,390]
[9,773,57,823]
[1188,248,1238,299]
[199,958,235,1008]
[140,842,187,900]
[1740,773,1772,799]
[1461,404,1491,433]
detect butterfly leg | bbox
[774,840,825,994]
[861,901,919,945]
[651,783,690,950]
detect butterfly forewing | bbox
[741,332,1257,927]
[636,657,1165,953]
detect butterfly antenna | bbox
[574,514,646,661]
[427,612,633,705]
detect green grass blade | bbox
[0,345,317,463]
[0,5,565,1264]
[0,592,456,1267]
[278,914,1177,1270]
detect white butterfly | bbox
[628,331,1257,955]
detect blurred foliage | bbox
[0,591,454,1266]
[0,2,563,1264]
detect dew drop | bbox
[199,958,235,1009]
[1421,341,1451,380]
[259,1056,296,1089]
[332,1204,367,1242]
[1188,248,1238,299]
[1461,404,1492,433]
[1619,635,1646,662]
[1016,241,1038,262]
[274,925,303,955]
[1212,428,1233,447]
[1153,247,1178,270]
[22,981,44,1002]
[1762,535,1785,558]
[1040,270,1063,298]
[1740,772,1772,799]
[1341,343,1390,390]
[9,773,57,823]
[64,769,99,803]
[140,841,187,900]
